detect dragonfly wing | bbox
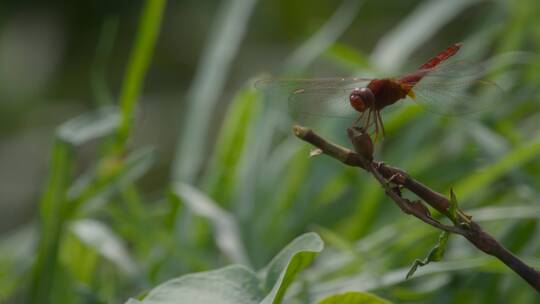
[255,77,371,123]
[287,87,358,122]
[255,77,372,96]
[418,59,490,81]
[411,76,504,116]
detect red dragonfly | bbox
[256,43,499,139]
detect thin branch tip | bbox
[292,124,309,138]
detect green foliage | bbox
[126,265,263,304]
[318,292,392,304]
[261,232,323,303]
[2,0,540,303]
[115,0,166,152]
[124,233,326,304]
[406,231,450,279]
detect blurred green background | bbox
[1,0,540,303]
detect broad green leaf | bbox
[125,265,264,304]
[318,291,392,304]
[56,106,120,146]
[261,232,324,304]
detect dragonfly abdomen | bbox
[419,42,462,70]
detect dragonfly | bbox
[256,43,501,140]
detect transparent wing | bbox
[287,88,358,122]
[255,77,372,95]
[411,76,504,116]
[416,59,489,80]
[255,77,371,123]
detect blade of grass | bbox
[91,17,119,106]
[371,0,480,71]
[57,106,120,146]
[282,0,365,74]
[28,139,73,304]
[453,135,540,201]
[67,147,156,215]
[69,219,138,276]
[0,226,36,302]
[202,83,261,205]
[172,0,259,182]
[468,205,540,221]
[312,257,491,300]
[172,183,249,265]
[114,0,166,152]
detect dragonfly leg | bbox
[353,110,366,127]
[376,110,386,139]
[373,109,382,142]
[363,109,372,130]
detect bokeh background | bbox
[1,0,540,303]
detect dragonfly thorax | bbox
[349,87,375,112]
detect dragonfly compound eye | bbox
[349,88,375,112]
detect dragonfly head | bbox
[349,87,375,112]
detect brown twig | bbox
[292,124,540,292]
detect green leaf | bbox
[172,0,259,182]
[91,17,118,106]
[315,226,356,253]
[69,219,138,276]
[453,135,540,202]
[406,231,450,279]
[371,0,481,71]
[468,205,540,222]
[324,43,371,71]
[203,84,261,204]
[318,291,392,304]
[115,0,166,151]
[171,183,248,264]
[125,265,264,304]
[312,257,491,297]
[67,147,156,214]
[28,139,73,304]
[0,226,36,302]
[261,232,324,304]
[282,0,364,74]
[56,106,120,146]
